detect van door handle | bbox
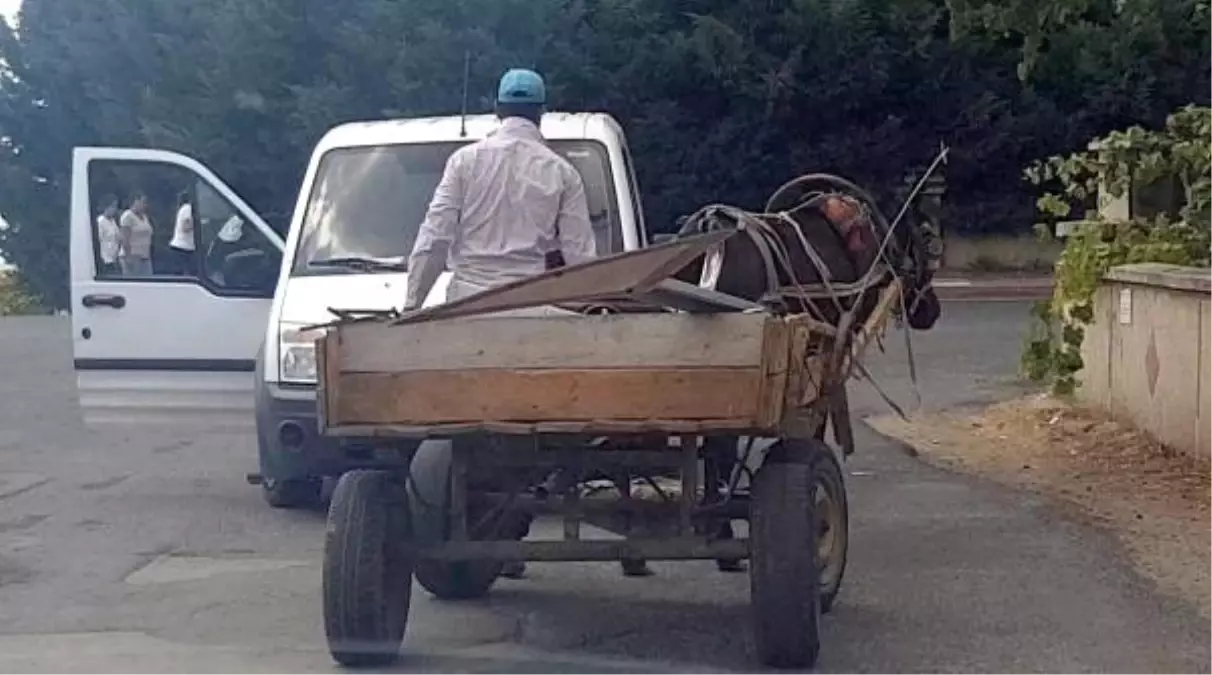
[82,293,126,309]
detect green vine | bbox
[1021,105,1212,395]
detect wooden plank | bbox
[784,327,825,410]
[316,333,339,434]
[322,418,770,438]
[328,367,762,426]
[336,313,769,372]
[754,318,792,429]
[850,279,900,364]
[640,279,764,312]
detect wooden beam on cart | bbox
[318,311,831,437]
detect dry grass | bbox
[867,394,1211,618]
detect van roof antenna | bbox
[459,50,471,139]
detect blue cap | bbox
[497,68,546,105]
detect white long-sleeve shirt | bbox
[407,117,597,303]
[96,214,120,264]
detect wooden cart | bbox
[313,233,902,669]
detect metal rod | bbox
[458,50,471,139]
[468,491,750,520]
[415,538,749,563]
[467,448,683,469]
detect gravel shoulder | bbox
[867,394,1211,619]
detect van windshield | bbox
[291,140,621,275]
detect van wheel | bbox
[262,477,322,509]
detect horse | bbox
[671,173,941,331]
[663,172,944,572]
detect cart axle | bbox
[412,537,749,563]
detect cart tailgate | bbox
[317,312,825,437]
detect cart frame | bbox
[316,232,902,669]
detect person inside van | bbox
[119,191,155,276]
[95,195,122,276]
[168,190,196,276]
[402,67,597,310]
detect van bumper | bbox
[255,381,415,480]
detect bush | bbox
[0,270,45,315]
[1021,105,1212,395]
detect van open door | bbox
[70,148,285,432]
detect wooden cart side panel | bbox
[329,367,764,426]
[315,332,341,434]
[315,334,326,432]
[325,418,769,437]
[754,318,791,429]
[783,322,825,410]
[335,313,769,373]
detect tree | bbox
[0,0,1208,309]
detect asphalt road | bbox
[0,304,1207,673]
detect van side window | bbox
[560,145,623,254]
[86,159,280,297]
[195,181,282,295]
[86,160,197,279]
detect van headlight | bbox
[279,323,323,384]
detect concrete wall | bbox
[1080,264,1211,464]
[941,234,1062,272]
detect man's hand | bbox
[403,242,450,310]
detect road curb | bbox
[932,277,1053,302]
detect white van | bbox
[70,112,648,508]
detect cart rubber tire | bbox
[813,444,849,615]
[323,469,413,668]
[750,442,822,669]
[261,477,322,510]
[407,440,503,600]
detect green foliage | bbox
[0,270,44,315]
[1021,105,1212,395]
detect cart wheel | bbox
[408,440,504,600]
[813,443,849,614]
[323,469,413,667]
[750,441,821,669]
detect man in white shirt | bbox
[95,195,121,276]
[168,190,196,276]
[403,68,597,310]
[404,69,607,580]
